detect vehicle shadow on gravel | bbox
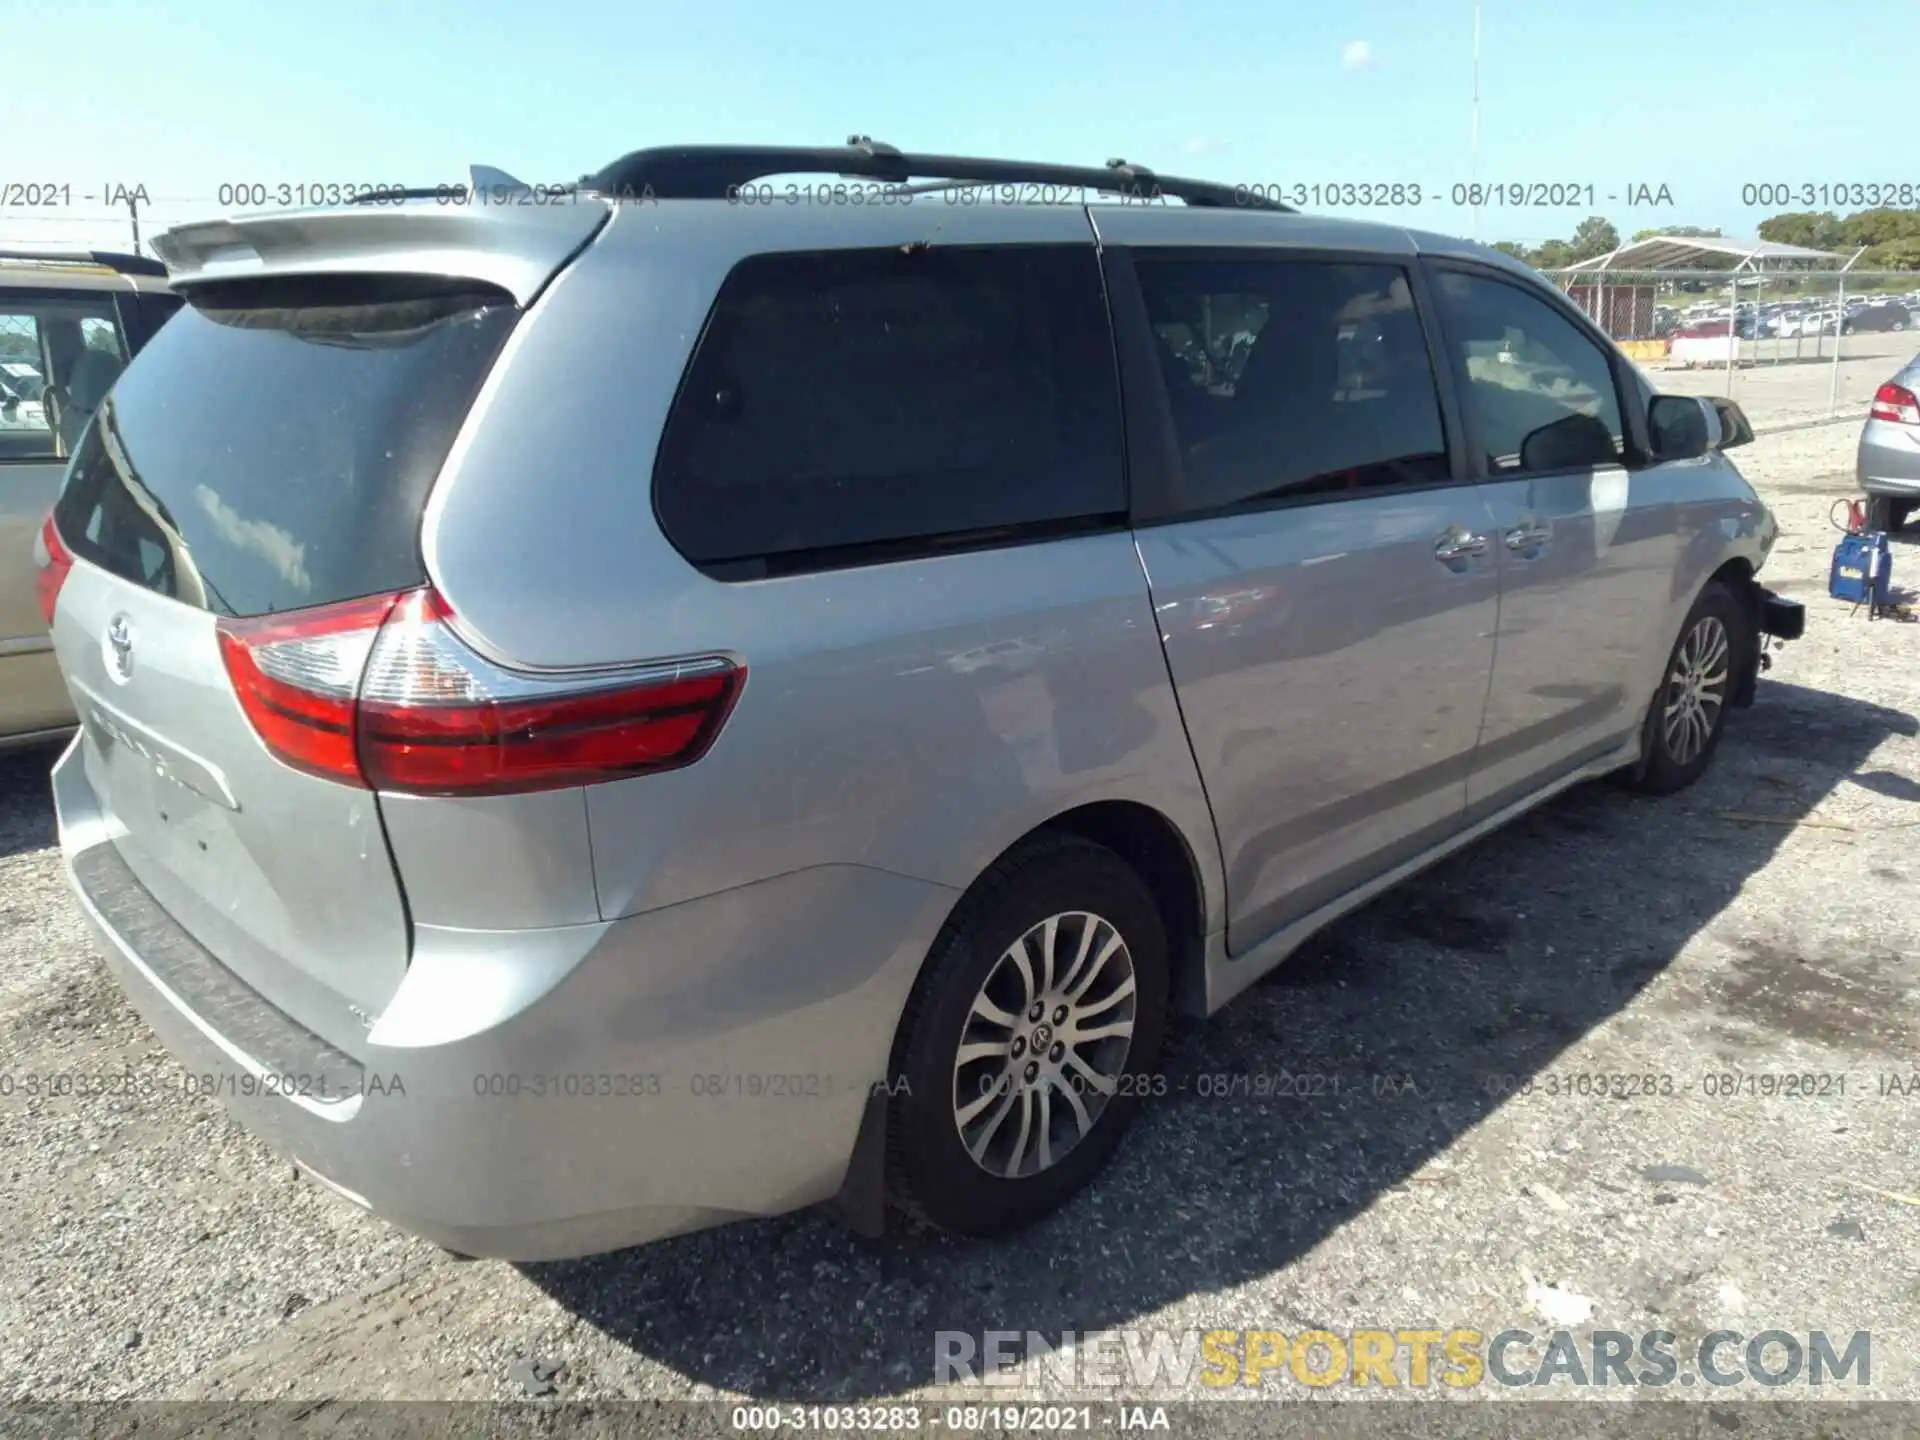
[527,677,1915,1400]
[0,743,63,861]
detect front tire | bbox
[884,834,1169,1237]
[1867,496,1914,533]
[1627,580,1747,795]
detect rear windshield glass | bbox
[54,279,517,617]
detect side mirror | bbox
[1648,394,1713,461]
[1708,396,1754,449]
[1519,412,1618,472]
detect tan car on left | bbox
[0,250,181,750]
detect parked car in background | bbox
[1668,315,1760,366]
[41,149,1799,1262]
[0,370,44,427]
[1859,354,1920,532]
[1842,301,1913,335]
[0,250,181,751]
[1,360,46,402]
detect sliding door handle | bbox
[1435,529,1490,563]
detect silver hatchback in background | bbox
[1859,354,1920,533]
[40,146,1801,1261]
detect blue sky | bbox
[2,0,1894,255]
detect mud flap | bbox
[827,1089,890,1238]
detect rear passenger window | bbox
[0,290,130,463]
[1430,269,1625,475]
[653,246,1125,575]
[1134,259,1450,514]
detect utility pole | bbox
[126,192,141,255]
[1470,0,1482,241]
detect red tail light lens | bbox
[1869,382,1920,425]
[216,592,401,784]
[32,514,74,627]
[218,586,743,795]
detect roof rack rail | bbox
[0,247,168,278]
[578,142,1290,211]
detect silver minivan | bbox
[43,147,1801,1260]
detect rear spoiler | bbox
[149,177,612,308]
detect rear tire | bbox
[884,834,1168,1237]
[1866,495,1904,533]
[1627,580,1748,796]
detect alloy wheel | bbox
[950,911,1137,1179]
[1663,614,1730,765]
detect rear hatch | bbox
[48,268,527,1029]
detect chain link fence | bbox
[0,303,126,443]
[0,311,38,363]
[1541,266,1920,425]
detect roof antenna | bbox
[845,135,902,158]
[470,165,535,203]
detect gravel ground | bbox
[0,415,1915,1423]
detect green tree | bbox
[1490,240,1532,263]
[1566,216,1621,263]
[1757,210,1845,250]
[1838,207,1920,249]
[1862,236,1920,269]
[1530,238,1574,269]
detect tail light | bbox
[32,513,74,627]
[217,586,744,796]
[1869,382,1920,425]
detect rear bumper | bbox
[1861,479,1920,498]
[53,737,957,1260]
[1858,428,1920,496]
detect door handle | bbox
[1434,529,1490,563]
[1505,522,1553,551]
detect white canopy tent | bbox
[1562,234,1845,272]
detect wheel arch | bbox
[921,797,1213,1021]
[831,796,1213,1236]
[1035,799,1211,1017]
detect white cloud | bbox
[1342,40,1376,70]
[1181,137,1230,156]
[194,484,310,593]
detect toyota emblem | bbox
[105,614,134,683]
